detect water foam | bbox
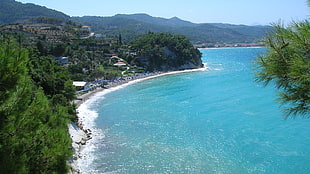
[74,97,102,173]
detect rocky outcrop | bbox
[131,33,203,72]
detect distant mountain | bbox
[73,14,272,43]
[175,23,273,43]
[175,24,247,43]
[0,0,272,44]
[0,0,70,24]
[114,13,197,28]
[210,23,272,39]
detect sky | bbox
[17,0,309,25]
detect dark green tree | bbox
[255,20,310,118]
[118,34,123,45]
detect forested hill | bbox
[0,0,70,24]
[73,15,272,43]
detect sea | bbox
[76,48,310,174]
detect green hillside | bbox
[0,0,70,24]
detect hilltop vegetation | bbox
[130,32,203,71]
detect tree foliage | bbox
[0,38,28,104]
[255,20,310,118]
[0,37,74,173]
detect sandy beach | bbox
[68,67,207,173]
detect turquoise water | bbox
[82,48,310,174]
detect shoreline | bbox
[68,67,207,173]
[73,67,208,107]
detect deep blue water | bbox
[81,48,310,174]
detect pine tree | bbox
[255,20,310,118]
[0,37,73,173]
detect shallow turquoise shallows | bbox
[83,48,310,174]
